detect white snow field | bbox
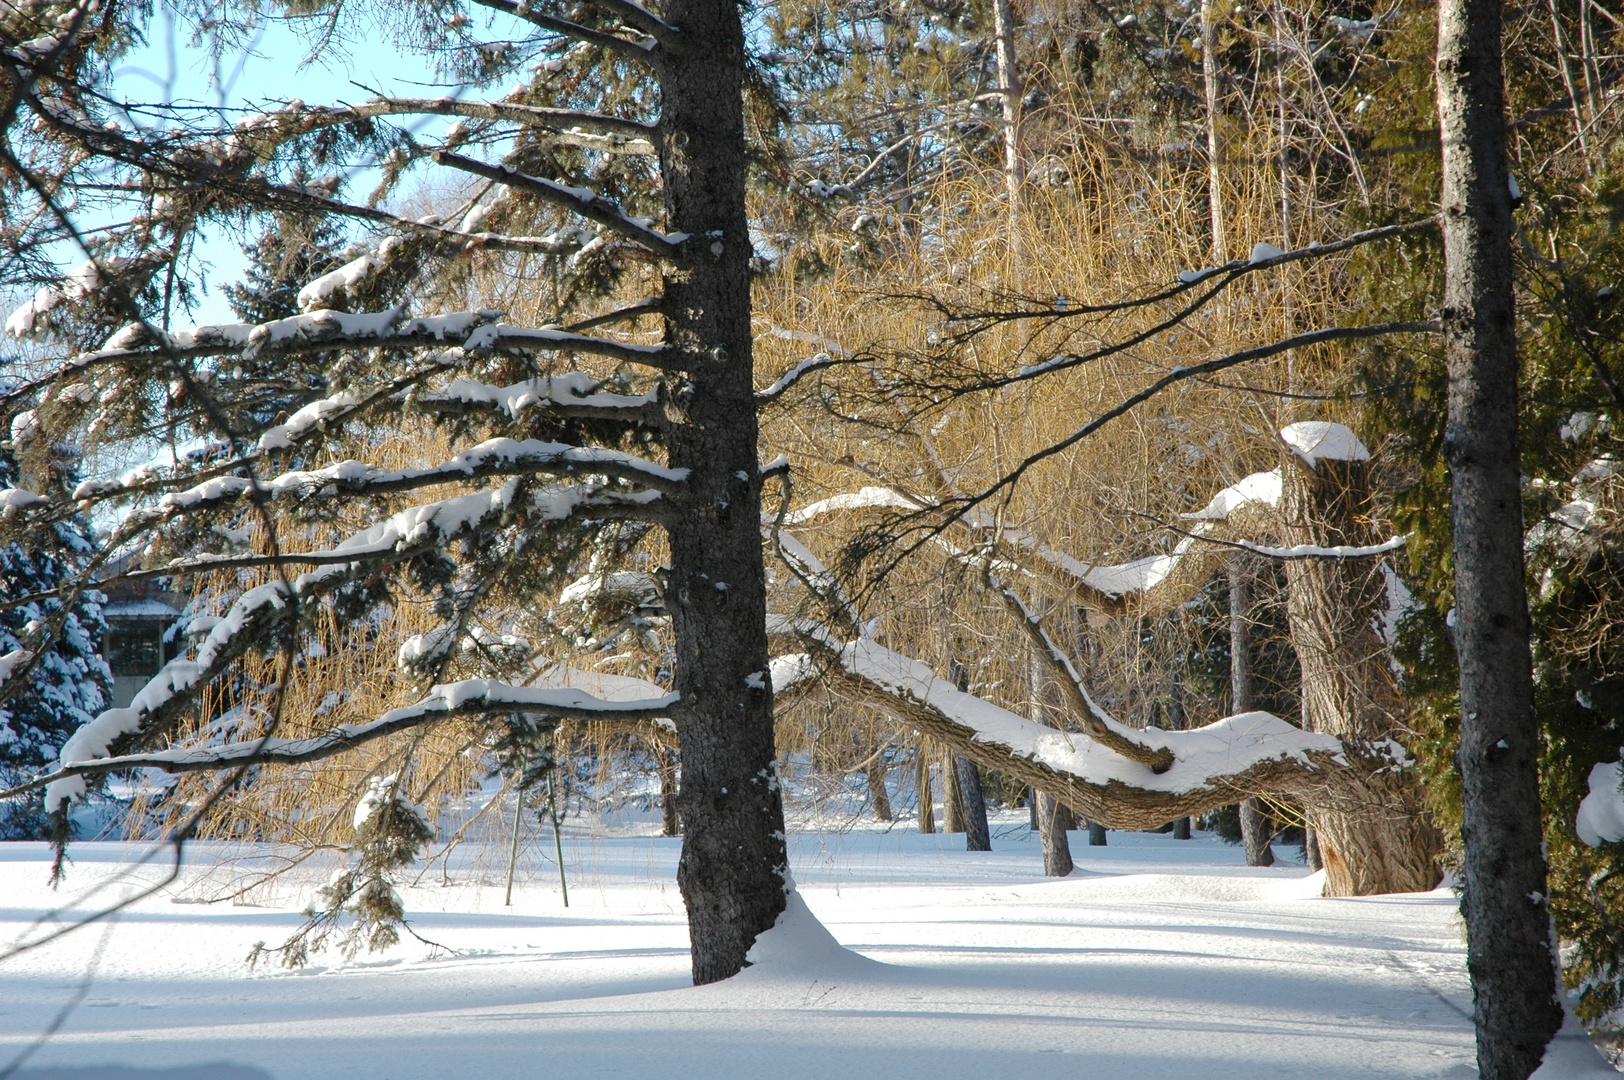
[0,823,1488,1080]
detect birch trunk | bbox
[1201,0,1225,261]
[992,0,1023,233]
[1437,0,1565,1068]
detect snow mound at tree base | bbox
[1530,1008,1620,1078]
[741,888,886,979]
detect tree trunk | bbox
[661,0,788,985]
[1278,455,1443,895]
[1087,821,1108,846]
[1201,0,1225,262]
[1173,817,1191,840]
[1240,799,1275,867]
[866,756,892,821]
[1229,556,1275,868]
[1438,0,1566,1068]
[658,746,681,837]
[992,0,1023,234]
[1027,638,1075,873]
[916,738,935,833]
[1036,792,1074,874]
[942,751,965,833]
[1304,824,1322,871]
[955,754,991,851]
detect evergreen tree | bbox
[0,443,110,840]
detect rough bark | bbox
[1036,791,1074,874]
[1029,644,1075,874]
[942,752,965,833]
[1437,0,1566,1069]
[1279,458,1442,896]
[661,0,787,985]
[658,746,681,837]
[955,754,992,851]
[866,756,893,821]
[1230,556,1276,867]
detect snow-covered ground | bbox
[1,819,1485,1079]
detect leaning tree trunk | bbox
[1438,0,1565,1069]
[662,0,788,985]
[1279,453,1442,896]
[1230,556,1275,867]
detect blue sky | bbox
[107,5,521,325]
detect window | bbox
[106,623,162,676]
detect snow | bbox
[1181,470,1282,520]
[0,828,1501,1078]
[1279,421,1371,467]
[0,648,33,687]
[295,237,405,311]
[1531,1007,1621,1077]
[1576,755,1624,847]
[255,391,359,450]
[1249,241,1286,263]
[0,487,47,513]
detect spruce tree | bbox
[0,442,110,840]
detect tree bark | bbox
[866,755,892,821]
[1087,820,1108,846]
[1437,0,1566,1069]
[992,0,1024,235]
[1229,556,1275,867]
[658,745,681,837]
[1201,0,1226,262]
[1278,456,1442,895]
[1241,799,1275,867]
[1029,640,1074,874]
[661,0,788,985]
[1172,816,1191,840]
[955,754,991,851]
[916,738,935,833]
[1036,791,1074,874]
[942,751,965,833]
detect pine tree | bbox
[0,443,110,840]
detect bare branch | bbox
[434,151,686,261]
[471,0,664,69]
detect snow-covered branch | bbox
[4,681,679,800]
[148,439,687,521]
[771,632,1347,830]
[417,372,662,425]
[993,582,1175,771]
[53,307,672,375]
